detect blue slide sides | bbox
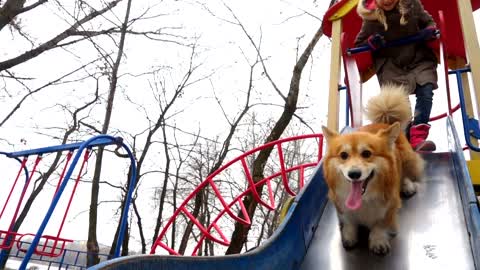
[447,117,480,267]
[89,161,329,270]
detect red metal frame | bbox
[341,32,363,128]
[429,10,461,122]
[0,157,28,223]
[52,151,73,198]
[150,134,324,255]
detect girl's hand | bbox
[367,33,386,51]
[419,26,439,41]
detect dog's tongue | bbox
[346,181,363,210]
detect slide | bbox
[89,118,480,270]
[302,152,477,269]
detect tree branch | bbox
[0,0,122,72]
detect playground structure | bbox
[4,0,480,269]
[0,136,136,269]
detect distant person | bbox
[354,0,438,151]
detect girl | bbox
[355,0,438,151]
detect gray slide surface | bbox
[300,152,476,270]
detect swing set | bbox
[0,135,136,269]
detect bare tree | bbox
[225,6,329,253]
[0,0,189,127]
[0,0,123,72]
[0,0,331,265]
[176,55,257,255]
[0,0,48,32]
[147,42,206,246]
[86,0,132,266]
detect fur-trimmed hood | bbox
[357,0,412,30]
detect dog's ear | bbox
[377,122,401,147]
[321,125,339,143]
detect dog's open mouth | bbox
[345,170,375,210]
[361,170,375,195]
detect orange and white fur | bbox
[321,84,424,255]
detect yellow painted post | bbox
[467,161,480,185]
[327,19,342,131]
[328,0,359,21]
[456,0,480,186]
[457,0,480,123]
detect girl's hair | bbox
[360,0,410,31]
[398,0,409,26]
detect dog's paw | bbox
[342,238,358,250]
[369,231,391,256]
[369,240,391,256]
[341,224,358,250]
[401,178,417,198]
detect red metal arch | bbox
[150,134,324,255]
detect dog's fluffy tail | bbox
[365,84,412,129]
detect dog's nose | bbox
[348,170,362,180]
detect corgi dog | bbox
[321,84,424,256]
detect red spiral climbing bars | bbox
[150,134,324,255]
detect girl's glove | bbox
[419,26,439,41]
[367,33,386,51]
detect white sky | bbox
[0,0,331,254]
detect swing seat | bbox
[16,233,73,257]
[0,230,21,249]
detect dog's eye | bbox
[361,150,372,158]
[340,152,349,160]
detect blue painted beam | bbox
[6,137,124,158]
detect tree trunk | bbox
[173,55,256,256]
[178,191,203,255]
[0,0,122,72]
[132,198,147,254]
[226,22,327,254]
[86,0,132,266]
[108,165,133,256]
[151,125,172,245]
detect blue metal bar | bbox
[347,30,440,55]
[7,137,123,158]
[448,67,471,74]
[58,247,67,269]
[113,141,137,258]
[0,152,29,181]
[337,85,349,127]
[452,69,480,152]
[19,135,137,269]
[74,250,80,265]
